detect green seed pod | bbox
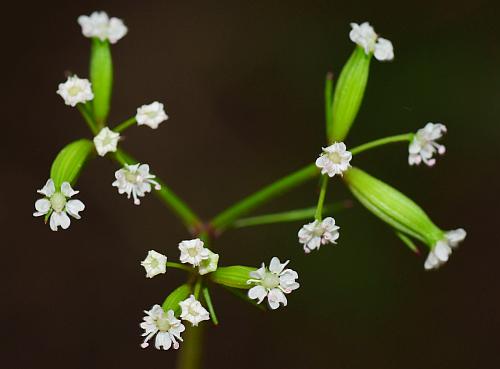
[90,38,113,125]
[343,167,444,246]
[328,46,371,142]
[50,139,94,189]
[162,284,191,314]
[210,266,256,289]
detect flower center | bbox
[125,171,139,184]
[68,86,81,96]
[187,247,198,257]
[156,316,171,332]
[328,151,342,164]
[188,306,199,316]
[261,271,280,289]
[50,192,67,213]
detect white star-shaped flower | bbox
[349,22,394,61]
[409,122,447,167]
[198,249,219,275]
[298,217,340,254]
[33,179,85,231]
[424,228,466,270]
[112,163,161,205]
[77,11,128,44]
[179,295,210,326]
[315,142,352,177]
[136,102,169,129]
[93,127,120,157]
[247,257,300,310]
[56,76,94,107]
[178,238,209,267]
[140,305,185,350]
[141,250,167,278]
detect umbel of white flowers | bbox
[93,127,120,157]
[57,76,94,107]
[409,122,447,166]
[136,101,169,129]
[247,257,300,310]
[350,22,394,61]
[78,11,128,44]
[315,142,352,177]
[113,163,161,205]
[298,217,340,253]
[424,229,466,270]
[33,179,85,231]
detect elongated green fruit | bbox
[344,167,443,246]
[328,46,371,142]
[50,139,94,189]
[90,38,113,125]
[210,266,256,289]
[162,284,192,314]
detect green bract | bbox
[328,46,371,142]
[210,266,256,289]
[50,139,94,189]
[162,284,191,313]
[343,167,444,247]
[90,38,113,125]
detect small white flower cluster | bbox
[247,257,300,310]
[78,11,127,44]
[113,163,161,205]
[136,102,169,129]
[33,179,85,231]
[298,217,340,253]
[140,239,216,350]
[140,239,219,279]
[350,22,394,61]
[57,76,94,107]
[140,293,210,350]
[409,122,447,167]
[315,142,352,177]
[424,229,466,270]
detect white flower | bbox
[198,249,219,275]
[178,238,209,267]
[179,295,210,326]
[56,76,94,107]
[247,257,300,310]
[112,163,161,205]
[349,22,394,61]
[315,142,352,177]
[409,122,447,167]
[136,102,169,129]
[77,11,127,44]
[298,217,340,254]
[93,127,120,157]
[33,179,85,231]
[140,305,185,350]
[424,228,466,270]
[141,250,167,278]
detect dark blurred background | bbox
[2,0,499,368]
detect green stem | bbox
[350,133,412,155]
[114,116,137,133]
[176,325,203,369]
[77,103,98,135]
[202,288,219,325]
[314,175,329,221]
[193,277,202,299]
[210,164,319,231]
[167,262,193,272]
[233,201,350,228]
[113,148,202,231]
